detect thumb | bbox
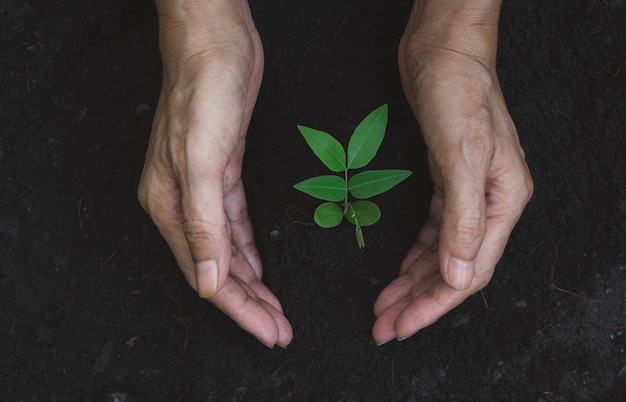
[181,159,232,299]
[435,142,491,291]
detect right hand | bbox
[138,0,292,348]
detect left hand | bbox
[372,0,533,344]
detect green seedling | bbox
[293,104,412,248]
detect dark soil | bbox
[2,0,625,400]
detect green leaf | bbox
[293,175,347,201]
[355,225,365,249]
[345,201,381,227]
[298,125,346,172]
[349,169,412,199]
[314,202,343,228]
[347,104,388,169]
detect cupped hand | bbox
[373,2,533,345]
[138,0,292,348]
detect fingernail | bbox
[447,257,474,290]
[196,260,218,297]
[376,338,393,346]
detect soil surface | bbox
[2,0,625,400]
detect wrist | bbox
[155,0,251,23]
[154,0,259,79]
[404,0,502,67]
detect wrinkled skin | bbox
[138,0,532,349]
[372,0,533,344]
[138,0,292,348]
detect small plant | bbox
[293,104,412,248]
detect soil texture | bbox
[1,0,625,400]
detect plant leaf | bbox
[345,201,381,227]
[349,169,412,199]
[298,125,346,172]
[355,225,365,249]
[314,202,343,228]
[347,104,388,169]
[293,175,346,201]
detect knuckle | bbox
[508,168,534,213]
[183,219,215,247]
[464,125,495,161]
[454,218,484,243]
[137,187,148,211]
[136,179,175,229]
[227,206,250,226]
[137,181,151,212]
[433,125,495,174]
[183,218,227,249]
[449,214,485,254]
[523,174,535,203]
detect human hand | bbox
[138,0,292,348]
[373,0,533,344]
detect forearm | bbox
[154,0,251,22]
[153,0,258,79]
[405,0,502,66]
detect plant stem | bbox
[346,203,365,248]
[342,167,349,215]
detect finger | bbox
[245,278,285,315]
[373,275,414,317]
[242,283,292,348]
[372,297,410,345]
[257,297,293,348]
[227,251,291,346]
[180,139,232,299]
[224,175,263,278]
[392,213,511,341]
[374,243,439,316]
[177,66,255,298]
[394,279,471,340]
[209,275,284,348]
[209,276,292,348]
[229,250,283,313]
[435,129,494,290]
[233,276,293,348]
[399,216,438,274]
[372,271,440,344]
[138,167,199,285]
